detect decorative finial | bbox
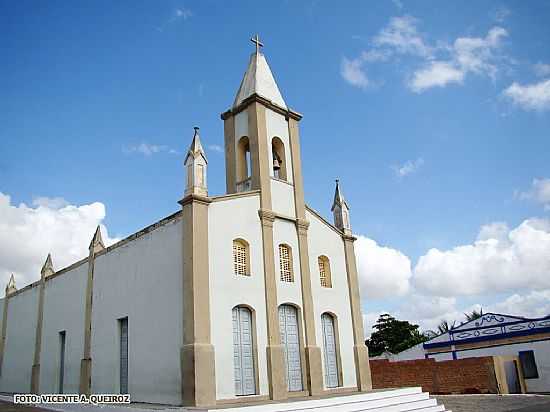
[6,273,17,295]
[89,225,105,254]
[41,253,55,278]
[194,126,199,135]
[250,34,264,55]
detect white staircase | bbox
[214,388,450,412]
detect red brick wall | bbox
[370,357,498,394]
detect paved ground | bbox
[2,395,550,412]
[434,395,550,412]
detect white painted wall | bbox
[0,286,39,393]
[0,297,4,339]
[265,109,293,184]
[274,219,302,310]
[306,210,357,389]
[208,194,269,400]
[270,180,296,218]
[393,343,426,361]
[456,340,550,393]
[91,218,183,405]
[40,263,87,394]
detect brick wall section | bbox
[370,357,499,394]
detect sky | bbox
[1,1,550,337]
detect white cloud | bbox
[392,157,424,177]
[208,144,224,154]
[489,289,550,318]
[32,196,69,209]
[373,16,432,58]
[341,57,370,89]
[123,142,177,157]
[0,193,119,292]
[409,26,507,92]
[343,16,509,93]
[503,79,550,111]
[518,178,550,210]
[355,236,412,299]
[175,8,193,20]
[492,6,511,23]
[533,62,550,77]
[413,218,550,296]
[409,61,464,92]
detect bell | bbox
[273,156,281,171]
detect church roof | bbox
[233,52,287,110]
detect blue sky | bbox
[1,1,550,334]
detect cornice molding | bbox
[221,93,302,121]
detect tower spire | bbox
[232,36,286,110]
[331,179,352,235]
[184,127,208,197]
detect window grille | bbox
[319,256,332,288]
[279,245,293,282]
[233,241,249,276]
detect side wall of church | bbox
[307,210,358,389]
[39,263,87,394]
[0,286,39,392]
[208,193,269,400]
[91,217,183,405]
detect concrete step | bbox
[221,388,449,412]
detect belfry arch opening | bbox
[236,136,252,191]
[271,137,287,181]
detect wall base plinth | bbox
[180,343,216,407]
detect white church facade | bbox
[0,39,372,407]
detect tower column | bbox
[179,194,216,407]
[31,254,54,393]
[288,117,323,395]
[342,235,372,391]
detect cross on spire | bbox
[250,34,264,55]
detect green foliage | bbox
[365,314,429,357]
[464,309,483,322]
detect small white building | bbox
[394,312,550,394]
[0,39,372,407]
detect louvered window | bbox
[233,240,250,276]
[279,244,293,282]
[318,256,332,288]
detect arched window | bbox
[318,256,332,288]
[233,239,250,276]
[272,137,287,181]
[279,244,293,282]
[237,136,252,191]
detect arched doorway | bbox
[232,306,256,395]
[321,313,340,388]
[278,304,303,391]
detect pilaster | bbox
[80,226,104,395]
[342,235,372,391]
[257,209,287,400]
[179,194,216,407]
[31,276,46,392]
[0,299,9,377]
[288,117,323,395]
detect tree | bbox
[464,308,483,322]
[365,314,429,357]
[437,319,457,334]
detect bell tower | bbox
[221,36,304,208]
[220,36,325,400]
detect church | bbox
[0,37,372,407]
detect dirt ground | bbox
[434,394,550,412]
